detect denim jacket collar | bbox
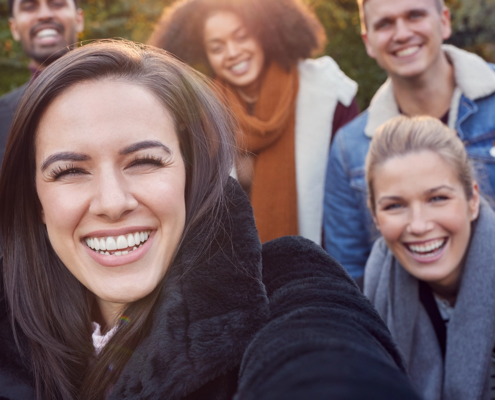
[364,45,495,137]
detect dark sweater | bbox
[0,179,419,400]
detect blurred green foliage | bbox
[1,0,495,109]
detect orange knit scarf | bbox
[216,63,299,243]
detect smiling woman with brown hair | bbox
[0,40,418,400]
[149,0,359,244]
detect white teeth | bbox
[106,237,117,251]
[231,61,248,72]
[127,234,135,247]
[117,235,128,250]
[408,239,446,254]
[85,230,152,255]
[396,46,419,57]
[37,28,58,38]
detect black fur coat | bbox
[0,180,420,400]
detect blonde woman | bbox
[364,115,495,400]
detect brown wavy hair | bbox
[148,0,326,74]
[0,39,235,400]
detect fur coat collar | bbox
[364,44,495,137]
[0,179,270,400]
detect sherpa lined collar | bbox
[364,45,495,137]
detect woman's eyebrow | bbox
[377,195,402,205]
[425,185,455,194]
[119,140,172,156]
[41,152,90,172]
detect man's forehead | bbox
[11,0,78,13]
[363,0,441,15]
[363,0,440,23]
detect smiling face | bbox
[9,0,84,68]
[372,151,479,290]
[35,80,186,321]
[203,10,265,96]
[362,0,451,79]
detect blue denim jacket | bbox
[324,48,495,278]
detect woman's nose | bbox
[89,169,138,221]
[226,41,241,58]
[406,206,434,235]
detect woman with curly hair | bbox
[149,0,359,244]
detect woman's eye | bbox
[49,165,87,180]
[126,155,167,170]
[430,195,449,203]
[383,203,402,211]
[208,45,223,54]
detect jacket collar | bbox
[364,45,495,137]
[108,178,269,399]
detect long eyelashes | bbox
[49,164,86,180]
[126,154,171,169]
[48,154,172,181]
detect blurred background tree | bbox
[1,0,495,109]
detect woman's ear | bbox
[469,182,480,221]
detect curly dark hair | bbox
[148,0,326,74]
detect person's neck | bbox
[236,68,265,104]
[95,297,127,332]
[428,263,465,307]
[391,51,455,119]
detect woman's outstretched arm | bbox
[235,236,420,400]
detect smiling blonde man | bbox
[323,0,495,279]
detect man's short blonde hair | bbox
[358,0,445,33]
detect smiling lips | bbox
[394,45,421,58]
[85,230,151,256]
[403,237,448,261]
[229,60,250,75]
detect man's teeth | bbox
[407,239,446,255]
[85,230,151,256]
[36,28,58,38]
[396,46,419,57]
[231,61,249,73]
